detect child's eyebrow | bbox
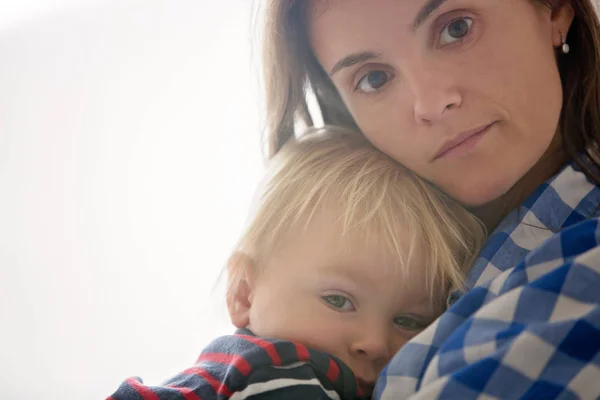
[318,267,362,286]
[318,263,373,282]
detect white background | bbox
[4,1,600,400]
[0,1,264,398]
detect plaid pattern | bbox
[375,163,600,400]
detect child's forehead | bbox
[286,209,426,276]
[263,210,437,311]
[315,259,403,286]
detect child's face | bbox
[231,210,440,393]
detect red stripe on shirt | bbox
[125,377,160,400]
[183,367,233,397]
[294,343,310,361]
[196,352,253,376]
[326,358,340,382]
[166,384,203,400]
[236,334,282,366]
[356,378,365,397]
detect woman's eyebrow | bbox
[328,0,449,77]
[413,0,449,31]
[329,51,380,77]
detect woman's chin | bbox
[442,178,515,209]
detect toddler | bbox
[108,127,484,399]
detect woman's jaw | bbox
[307,0,574,227]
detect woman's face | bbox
[309,0,573,206]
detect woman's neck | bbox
[470,143,568,232]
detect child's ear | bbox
[226,252,256,329]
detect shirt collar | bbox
[448,162,600,306]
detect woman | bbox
[262,0,600,398]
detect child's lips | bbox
[357,378,375,395]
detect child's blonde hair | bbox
[229,126,485,306]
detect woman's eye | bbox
[439,17,472,46]
[393,316,425,331]
[322,295,355,311]
[355,70,389,93]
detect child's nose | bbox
[350,328,396,368]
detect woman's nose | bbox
[407,62,463,125]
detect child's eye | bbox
[322,295,355,311]
[393,316,426,331]
[355,70,390,93]
[439,17,472,46]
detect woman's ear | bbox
[226,252,256,329]
[550,1,575,48]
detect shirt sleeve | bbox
[376,218,600,399]
[107,362,355,400]
[226,362,346,399]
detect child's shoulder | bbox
[201,328,345,377]
[107,330,367,400]
[192,329,365,397]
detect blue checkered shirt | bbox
[375,163,600,399]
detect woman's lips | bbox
[433,122,496,160]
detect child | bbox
[107,127,485,399]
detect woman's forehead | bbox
[309,0,438,33]
[308,0,543,72]
[308,0,439,67]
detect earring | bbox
[561,33,570,54]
